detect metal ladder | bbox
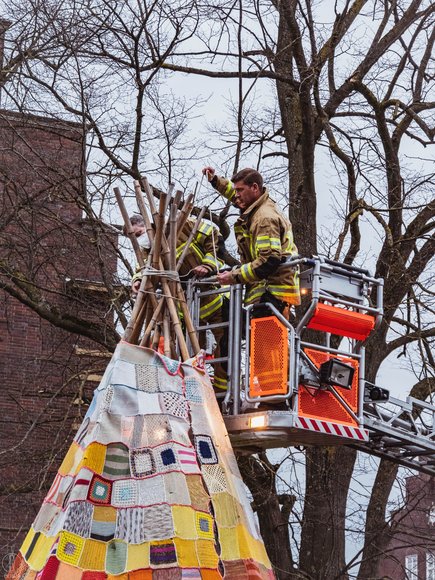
[185,257,435,475]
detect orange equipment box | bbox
[306,302,375,340]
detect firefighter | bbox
[128,214,229,391]
[202,167,300,315]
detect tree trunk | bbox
[299,446,357,579]
[237,453,295,579]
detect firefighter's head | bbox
[231,168,264,211]
[124,214,146,237]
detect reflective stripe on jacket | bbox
[212,176,300,306]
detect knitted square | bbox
[174,538,201,578]
[136,364,159,392]
[193,435,218,465]
[195,512,214,540]
[138,474,166,506]
[88,475,112,505]
[111,359,137,388]
[157,354,181,374]
[180,569,201,579]
[105,539,127,575]
[115,507,148,544]
[102,384,114,411]
[176,445,200,475]
[211,492,239,527]
[201,465,228,494]
[112,479,139,508]
[186,475,210,512]
[110,384,139,416]
[168,417,191,446]
[137,392,163,415]
[90,506,116,542]
[195,539,219,568]
[57,531,85,565]
[160,392,189,420]
[149,540,177,566]
[68,469,93,503]
[184,377,203,403]
[78,538,107,570]
[158,368,183,394]
[172,505,196,540]
[103,442,131,479]
[142,504,174,541]
[64,501,93,537]
[154,443,179,473]
[130,448,156,478]
[143,415,172,447]
[163,472,190,506]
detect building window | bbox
[405,554,418,580]
[427,553,435,580]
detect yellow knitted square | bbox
[57,531,85,565]
[20,527,35,558]
[172,505,196,539]
[27,532,55,570]
[195,539,219,568]
[93,505,117,522]
[126,542,150,570]
[78,538,107,570]
[218,526,239,560]
[174,537,199,567]
[195,512,214,540]
[212,492,239,527]
[59,442,82,476]
[78,442,106,475]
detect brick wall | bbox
[0,110,119,566]
[377,474,435,579]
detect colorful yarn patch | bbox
[154,443,179,473]
[105,539,127,575]
[159,368,184,394]
[195,512,214,540]
[57,531,85,565]
[150,540,177,566]
[64,501,93,537]
[130,448,156,478]
[201,465,228,494]
[176,446,200,475]
[160,392,189,420]
[136,364,159,392]
[112,479,138,508]
[88,475,113,505]
[184,377,203,403]
[103,442,131,479]
[186,476,211,512]
[137,474,166,506]
[194,436,218,465]
[91,506,116,541]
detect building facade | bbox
[378,474,435,580]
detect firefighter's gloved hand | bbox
[217,270,235,286]
[202,167,215,181]
[192,265,209,278]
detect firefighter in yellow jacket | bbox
[129,214,229,390]
[202,167,300,312]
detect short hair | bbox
[231,168,263,190]
[123,214,144,235]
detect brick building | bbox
[377,474,435,579]
[0,57,120,568]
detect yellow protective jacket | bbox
[133,217,224,319]
[211,175,300,305]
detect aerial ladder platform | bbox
[188,257,435,476]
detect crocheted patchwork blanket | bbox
[8,342,275,579]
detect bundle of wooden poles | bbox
[114,177,207,361]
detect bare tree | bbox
[0,0,434,578]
